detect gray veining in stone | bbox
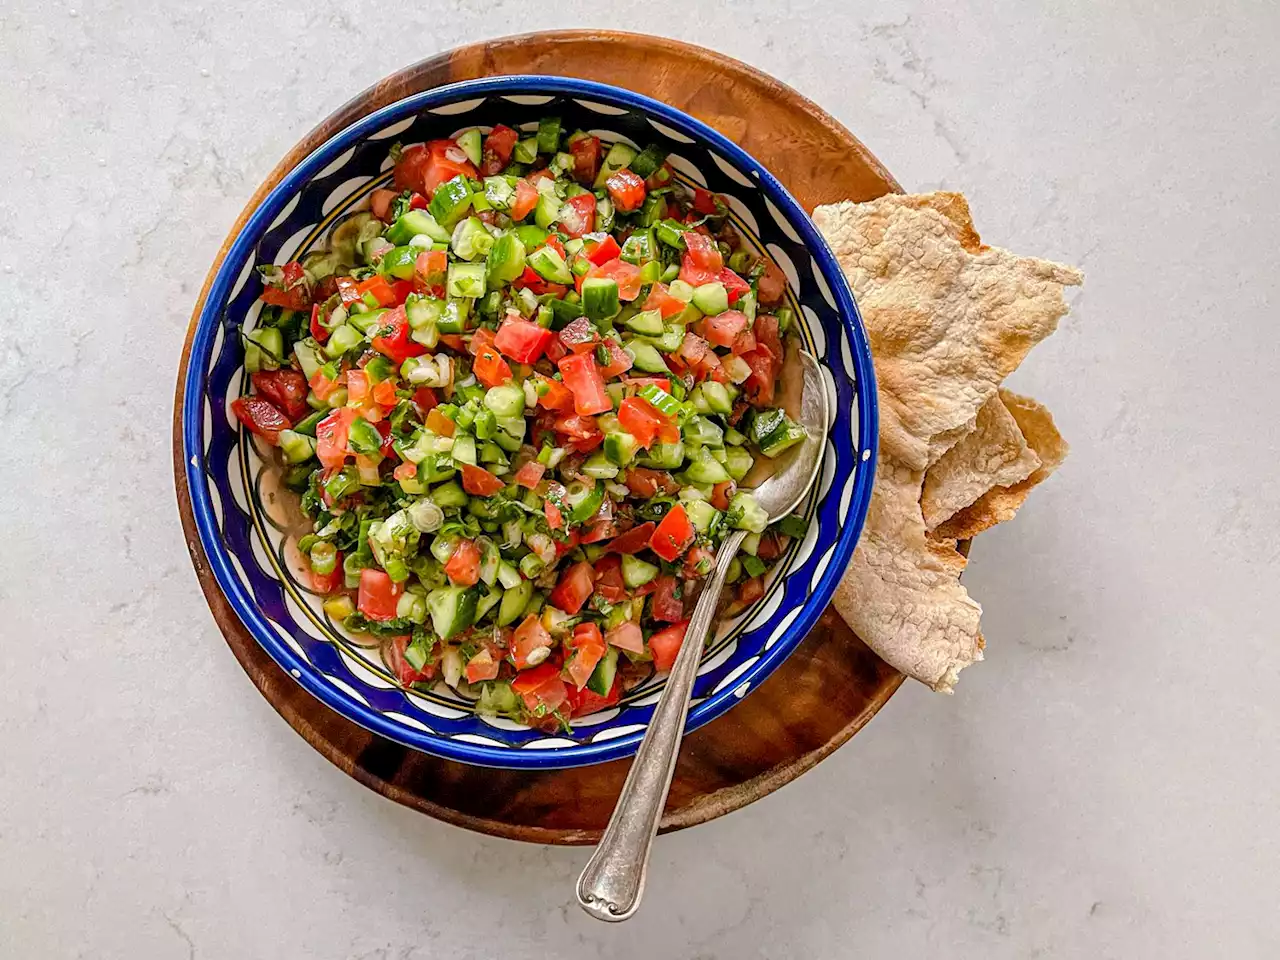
[1,3,1277,957]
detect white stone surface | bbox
[2,2,1277,957]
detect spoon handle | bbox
[576,528,749,922]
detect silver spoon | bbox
[577,350,831,922]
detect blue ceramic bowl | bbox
[183,76,877,769]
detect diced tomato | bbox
[557,193,596,238]
[641,282,687,319]
[370,188,397,221]
[335,275,362,307]
[251,369,309,421]
[346,369,384,423]
[621,375,674,392]
[309,303,329,343]
[646,161,676,190]
[581,518,618,543]
[231,395,291,445]
[544,499,564,530]
[605,168,646,213]
[464,648,500,684]
[554,530,580,556]
[557,353,612,416]
[387,635,436,687]
[683,544,715,579]
[406,139,478,198]
[652,575,685,622]
[309,548,344,593]
[393,461,418,483]
[259,261,311,311]
[649,621,690,672]
[511,178,538,220]
[372,379,397,408]
[677,332,722,381]
[756,256,788,304]
[315,408,354,469]
[754,313,783,362]
[520,672,569,714]
[691,187,722,216]
[512,265,550,296]
[535,375,574,411]
[696,309,749,349]
[443,539,481,587]
[605,621,645,655]
[513,460,546,489]
[569,135,602,184]
[756,531,788,561]
[567,674,621,716]
[623,468,680,498]
[741,348,777,405]
[718,268,752,305]
[597,338,633,378]
[605,521,656,554]
[437,334,467,353]
[565,622,605,689]
[588,258,643,301]
[617,396,671,448]
[730,326,757,356]
[593,555,628,604]
[472,340,513,389]
[358,569,402,621]
[425,407,456,437]
[356,274,397,308]
[412,386,438,414]
[409,193,429,211]
[584,234,622,265]
[494,317,554,363]
[710,480,737,511]
[370,305,426,364]
[481,124,519,176]
[650,505,695,562]
[558,316,599,355]
[390,279,413,305]
[679,232,725,286]
[737,575,765,606]
[511,616,554,670]
[460,463,505,496]
[549,561,595,615]
[414,249,448,298]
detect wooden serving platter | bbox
[172,30,904,843]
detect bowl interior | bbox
[184,76,877,769]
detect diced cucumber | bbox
[346,307,387,335]
[293,339,324,380]
[564,479,604,524]
[628,143,669,179]
[691,282,729,315]
[739,289,758,322]
[527,245,574,284]
[582,277,620,321]
[595,195,615,233]
[624,309,664,336]
[625,341,669,373]
[243,327,284,373]
[580,450,619,479]
[496,559,522,589]
[378,244,418,279]
[638,440,685,470]
[451,434,477,466]
[723,446,754,482]
[537,116,562,154]
[446,262,487,299]
[639,194,668,227]
[683,415,724,448]
[483,384,525,419]
[277,429,316,464]
[487,232,526,283]
[428,175,474,228]
[758,411,808,458]
[483,176,516,211]
[684,499,720,535]
[534,192,561,230]
[603,431,639,466]
[667,279,696,302]
[643,325,685,353]
[514,137,538,164]
[292,409,326,437]
[594,141,638,188]
[586,646,619,697]
[477,679,519,716]
[427,585,479,640]
[681,447,730,484]
[476,583,503,621]
[387,209,450,245]
[450,217,494,261]
[621,554,659,589]
[432,480,468,508]
[497,578,534,626]
[728,491,769,533]
[456,128,483,167]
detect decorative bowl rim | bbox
[182,74,878,769]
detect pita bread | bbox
[922,394,1041,531]
[813,194,1081,472]
[931,390,1067,541]
[814,193,1081,690]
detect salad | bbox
[233,117,810,730]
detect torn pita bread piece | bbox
[814,192,1082,690]
[932,390,1067,541]
[831,457,984,693]
[922,394,1041,531]
[813,193,1082,472]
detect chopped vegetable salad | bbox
[233,118,809,730]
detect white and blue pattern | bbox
[182,77,878,770]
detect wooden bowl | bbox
[172,30,903,842]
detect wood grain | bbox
[172,30,904,844]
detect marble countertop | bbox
[3,3,1277,957]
